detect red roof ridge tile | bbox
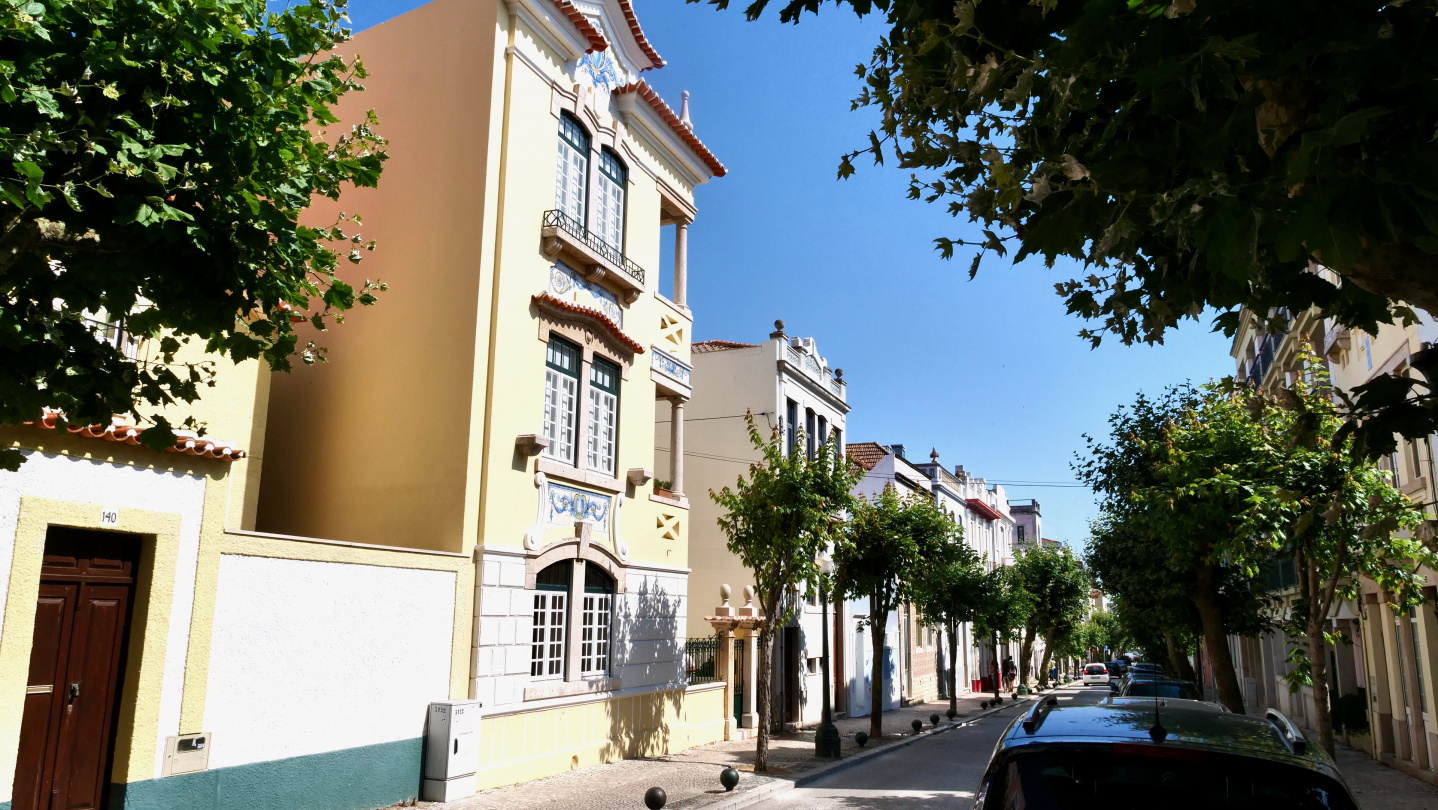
[845,441,889,472]
[615,0,664,70]
[692,339,760,353]
[551,0,609,53]
[23,410,247,461]
[532,293,646,355]
[612,81,726,178]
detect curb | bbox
[677,692,1056,810]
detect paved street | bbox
[749,685,1111,810]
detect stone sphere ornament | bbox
[911,718,924,733]
[720,767,740,792]
[980,700,989,709]
[854,731,869,747]
[644,786,667,810]
[946,707,958,720]
[930,714,940,727]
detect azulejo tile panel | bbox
[546,483,611,533]
[650,349,691,387]
[550,262,622,327]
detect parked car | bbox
[1104,660,1130,690]
[974,698,1357,808]
[1116,677,1203,701]
[1081,663,1109,685]
[1115,664,1168,692]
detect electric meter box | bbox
[162,732,212,777]
[421,700,482,802]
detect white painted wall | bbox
[0,448,208,777]
[203,554,456,768]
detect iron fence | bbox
[685,635,720,685]
[541,209,646,286]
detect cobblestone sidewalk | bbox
[398,685,1046,810]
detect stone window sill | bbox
[523,677,622,701]
[537,458,623,493]
[649,491,689,510]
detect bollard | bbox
[855,731,869,747]
[644,786,667,810]
[720,767,739,792]
[930,714,940,727]
[946,707,958,720]
[911,718,923,734]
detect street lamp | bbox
[815,550,841,758]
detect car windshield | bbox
[983,747,1356,810]
[1124,682,1202,700]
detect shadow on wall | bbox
[601,576,686,763]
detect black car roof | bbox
[1000,700,1335,775]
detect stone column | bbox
[669,397,686,497]
[673,221,689,307]
[740,629,759,729]
[566,559,586,682]
[1362,593,1396,758]
[1398,609,1431,769]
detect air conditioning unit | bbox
[421,700,483,802]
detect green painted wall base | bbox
[108,737,421,810]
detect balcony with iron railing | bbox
[540,210,646,303]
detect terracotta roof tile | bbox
[615,0,664,70]
[532,293,645,355]
[692,340,759,353]
[612,81,726,177]
[846,441,889,472]
[23,411,247,461]
[552,0,609,53]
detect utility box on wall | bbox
[422,700,482,802]
[162,733,212,777]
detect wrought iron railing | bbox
[542,209,646,286]
[685,635,720,685]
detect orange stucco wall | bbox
[256,0,501,552]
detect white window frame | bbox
[595,150,626,252]
[555,113,590,226]
[586,357,619,476]
[530,590,567,680]
[581,590,612,677]
[543,337,581,464]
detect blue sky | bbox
[344,0,1236,548]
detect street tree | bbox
[1078,384,1269,713]
[0,0,387,468]
[835,484,959,740]
[710,413,859,771]
[695,0,1438,450]
[1011,543,1089,688]
[1152,362,1431,755]
[1078,608,1120,662]
[972,562,1034,700]
[909,536,986,716]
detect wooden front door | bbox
[15,528,141,810]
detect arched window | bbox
[595,149,626,252]
[530,561,571,678]
[555,113,590,226]
[580,565,614,676]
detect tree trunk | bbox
[947,620,960,715]
[992,631,1002,700]
[1020,624,1036,689]
[1308,616,1336,757]
[869,603,888,740]
[1164,630,1198,683]
[1192,562,1246,714]
[754,621,774,771]
[1037,628,1056,688]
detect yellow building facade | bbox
[0,2,727,808]
[254,0,729,796]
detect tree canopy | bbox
[910,537,986,713]
[835,483,960,737]
[1011,543,1089,687]
[0,0,386,465]
[698,0,1438,446]
[710,415,859,768]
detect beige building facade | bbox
[1230,299,1438,786]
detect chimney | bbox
[680,91,693,131]
[890,444,906,460]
